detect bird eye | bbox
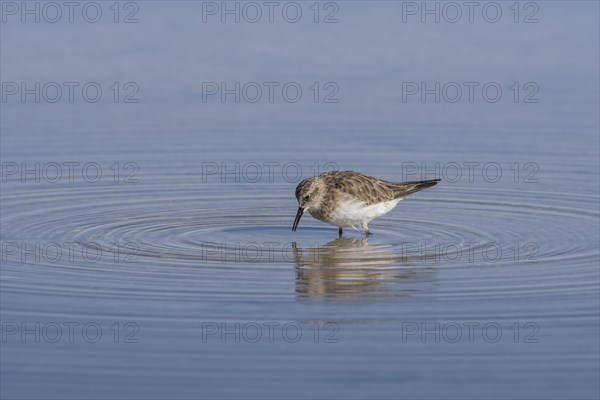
[303,195,310,202]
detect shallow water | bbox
[1,1,599,399]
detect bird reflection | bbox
[293,237,435,300]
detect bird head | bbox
[292,176,325,232]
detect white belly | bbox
[327,199,402,229]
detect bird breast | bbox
[312,198,402,228]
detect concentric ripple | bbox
[1,177,598,303]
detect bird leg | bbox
[338,227,343,237]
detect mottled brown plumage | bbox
[292,170,440,235]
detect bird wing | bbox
[323,171,440,205]
[323,171,397,206]
[388,179,441,198]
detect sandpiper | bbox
[292,170,440,235]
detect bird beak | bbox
[292,207,304,232]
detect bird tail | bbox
[390,179,440,198]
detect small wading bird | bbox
[292,170,440,236]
